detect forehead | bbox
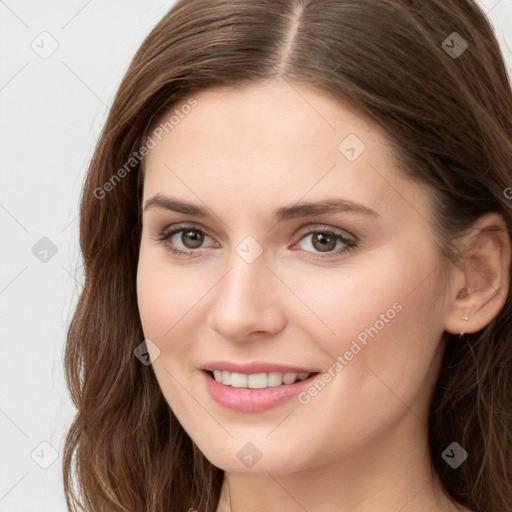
[150,79,378,158]
[141,79,429,224]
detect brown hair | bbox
[63,1,512,511]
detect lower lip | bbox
[202,370,320,413]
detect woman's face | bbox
[136,78,451,474]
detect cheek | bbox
[280,259,405,349]
[136,247,210,343]
[136,252,205,410]
[293,251,444,391]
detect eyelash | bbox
[154,223,358,260]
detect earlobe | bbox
[444,212,511,336]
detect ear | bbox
[444,212,511,335]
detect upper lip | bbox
[201,361,320,374]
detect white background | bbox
[1,1,511,511]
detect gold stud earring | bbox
[459,314,469,339]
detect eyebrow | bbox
[143,194,380,222]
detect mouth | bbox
[203,369,320,389]
[201,368,321,412]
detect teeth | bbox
[248,373,267,388]
[230,372,247,388]
[210,370,312,388]
[282,372,297,384]
[267,372,283,387]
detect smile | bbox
[209,369,313,388]
[201,369,321,413]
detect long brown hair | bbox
[63,1,512,510]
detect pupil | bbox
[183,229,204,248]
[314,233,335,252]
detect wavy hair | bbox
[63,1,512,510]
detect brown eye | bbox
[310,232,337,252]
[180,229,205,249]
[293,227,357,259]
[156,225,214,256]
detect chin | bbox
[195,439,311,475]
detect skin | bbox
[136,78,509,512]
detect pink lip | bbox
[201,370,321,413]
[201,360,320,374]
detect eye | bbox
[154,224,358,259]
[291,227,357,259]
[154,223,216,257]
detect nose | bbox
[206,248,287,342]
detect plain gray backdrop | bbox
[1,1,511,511]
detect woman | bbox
[63,1,512,511]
